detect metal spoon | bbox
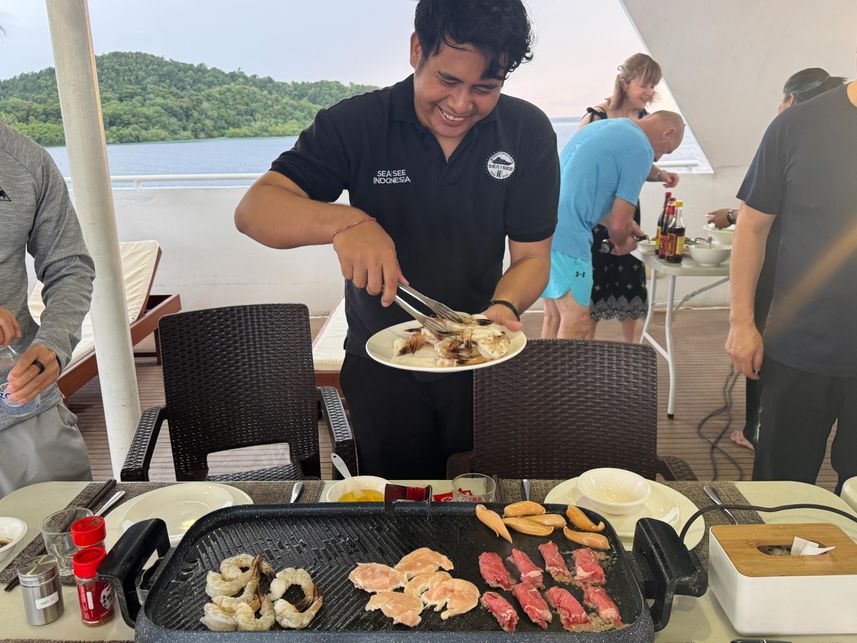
[289,481,304,504]
[95,490,126,517]
[703,484,738,524]
[330,453,353,479]
[521,479,531,502]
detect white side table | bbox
[634,250,729,418]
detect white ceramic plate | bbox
[544,478,704,550]
[366,320,526,373]
[105,483,252,547]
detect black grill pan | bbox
[101,502,705,641]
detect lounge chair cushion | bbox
[312,297,347,371]
[28,240,160,366]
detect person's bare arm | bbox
[235,171,367,248]
[725,204,775,379]
[483,237,552,331]
[602,197,639,255]
[647,166,679,187]
[235,171,404,305]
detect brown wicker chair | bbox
[447,339,696,481]
[120,304,356,481]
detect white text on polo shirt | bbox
[373,169,411,185]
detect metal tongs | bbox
[394,282,463,335]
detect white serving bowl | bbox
[577,468,652,516]
[324,475,389,503]
[703,222,735,246]
[689,243,731,267]
[0,516,27,562]
[637,239,657,255]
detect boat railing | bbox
[65,161,702,190]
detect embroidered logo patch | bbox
[486,151,515,180]
[373,169,411,185]
[0,185,10,201]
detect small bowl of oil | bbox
[324,476,389,503]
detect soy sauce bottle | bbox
[655,191,672,253]
[658,199,676,259]
[666,200,686,263]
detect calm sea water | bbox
[45,118,710,180]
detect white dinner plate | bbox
[366,320,526,373]
[544,478,704,550]
[105,482,252,547]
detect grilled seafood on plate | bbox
[393,314,513,367]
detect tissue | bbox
[791,536,836,556]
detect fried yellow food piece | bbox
[502,501,546,518]
[565,506,605,532]
[562,527,611,550]
[476,504,513,543]
[502,517,554,536]
[524,513,567,528]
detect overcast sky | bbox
[0,0,680,117]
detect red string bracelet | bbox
[333,216,376,240]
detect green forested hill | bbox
[0,52,377,146]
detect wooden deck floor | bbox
[67,308,839,490]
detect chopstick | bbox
[3,479,117,592]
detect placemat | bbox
[0,480,324,585]
[498,478,763,570]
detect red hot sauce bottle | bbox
[72,546,114,626]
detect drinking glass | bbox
[452,473,496,503]
[41,507,93,576]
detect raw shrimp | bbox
[233,596,276,631]
[220,553,274,579]
[200,603,237,631]
[206,555,261,597]
[267,567,315,606]
[274,590,324,629]
[213,577,260,611]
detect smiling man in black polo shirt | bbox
[235,0,559,479]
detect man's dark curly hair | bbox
[414,0,534,80]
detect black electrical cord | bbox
[679,502,857,543]
[695,366,745,480]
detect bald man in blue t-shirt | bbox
[541,112,684,340]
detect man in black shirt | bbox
[727,68,857,493]
[235,0,559,478]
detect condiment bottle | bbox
[666,200,686,264]
[658,198,676,259]
[72,546,114,626]
[655,191,672,253]
[17,554,64,626]
[70,515,107,549]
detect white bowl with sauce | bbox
[0,516,27,562]
[324,476,389,503]
[577,468,652,516]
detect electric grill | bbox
[100,502,706,641]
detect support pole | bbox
[46,0,141,477]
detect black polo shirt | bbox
[737,85,857,377]
[271,75,559,357]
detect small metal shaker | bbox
[18,554,64,625]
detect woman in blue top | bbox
[578,53,679,343]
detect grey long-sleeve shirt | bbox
[0,122,95,430]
